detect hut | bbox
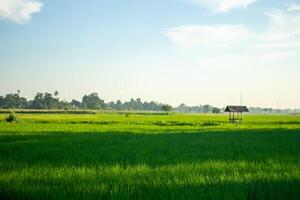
[224,106,249,123]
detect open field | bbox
[0,113,300,199]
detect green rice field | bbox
[0,113,299,199]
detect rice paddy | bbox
[0,113,299,199]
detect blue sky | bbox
[0,0,300,108]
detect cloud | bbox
[287,5,300,12]
[165,6,300,94]
[258,9,300,47]
[189,0,257,12]
[166,24,252,48]
[0,0,43,23]
[166,8,300,50]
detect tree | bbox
[161,104,173,112]
[44,93,54,109]
[53,91,59,108]
[107,101,115,110]
[31,93,45,109]
[0,96,4,108]
[82,93,105,110]
[54,90,59,97]
[1,93,27,109]
[58,100,71,110]
[136,98,143,110]
[115,100,122,110]
[149,101,160,111]
[29,92,60,109]
[19,97,28,108]
[71,99,81,109]
[202,104,211,113]
[3,94,18,108]
[212,107,221,114]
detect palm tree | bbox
[54,90,59,97]
[52,90,59,109]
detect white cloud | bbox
[287,4,300,12]
[166,8,300,50]
[0,0,43,23]
[165,7,300,106]
[166,24,253,48]
[189,0,257,12]
[197,51,298,70]
[257,9,300,49]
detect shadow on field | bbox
[0,128,299,167]
[1,177,300,200]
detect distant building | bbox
[224,106,249,123]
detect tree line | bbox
[0,91,173,111]
[4,91,296,113]
[176,103,221,114]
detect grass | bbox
[0,113,299,199]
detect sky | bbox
[0,0,300,108]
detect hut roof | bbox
[224,106,249,112]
